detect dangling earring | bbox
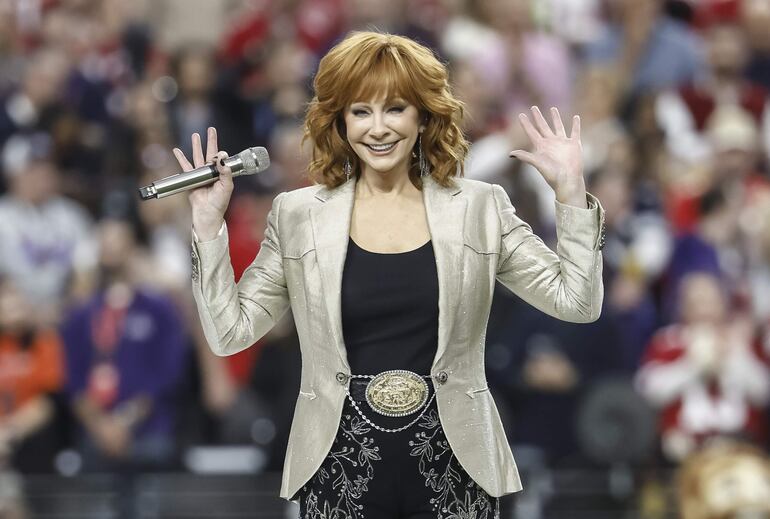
[418,134,429,177]
[344,157,352,182]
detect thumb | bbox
[509,150,538,167]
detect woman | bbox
[179,31,605,519]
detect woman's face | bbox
[343,95,423,180]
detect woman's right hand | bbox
[174,127,234,241]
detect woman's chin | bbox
[359,157,411,176]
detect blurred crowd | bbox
[1,0,770,516]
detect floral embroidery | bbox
[298,403,499,519]
[299,413,381,518]
[409,408,500,519]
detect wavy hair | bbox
[303,31,469,190]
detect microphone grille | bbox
[238,147,270,175]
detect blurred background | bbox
[1,0,770,517]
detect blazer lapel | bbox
[310,178,356,370]
[423,176,466,369]
[309,175,466,373]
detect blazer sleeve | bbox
[491,183,606,323]
[190,192,291,356]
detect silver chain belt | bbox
[344,369,436,433]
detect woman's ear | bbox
[419,113,429,133]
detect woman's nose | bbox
[368,112,390,139]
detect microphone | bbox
[138,147,270,200]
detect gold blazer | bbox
[190,174,606,501]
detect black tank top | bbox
[340,236,439,376]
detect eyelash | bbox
[352,106,405,116]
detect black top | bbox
[340,236,439,375]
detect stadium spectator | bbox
[656,20,770,165]
[592,165,671,368]
[662,183,743,323]
[0,133,93,325]
[583,0,706,95]
[0,278,64,473]
[487,297,624,464]
[61,218,188,471]
[636,271,770,462]
[741,0,770,91]
[0,47,71,166]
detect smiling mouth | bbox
[364,141,399,152]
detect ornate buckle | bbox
[365,370,429,417]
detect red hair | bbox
[303,31,469,189]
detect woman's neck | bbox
[355,171,418,200]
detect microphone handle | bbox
[153,164,219,198]
[140,155,246,199]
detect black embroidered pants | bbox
[295,379,500,519]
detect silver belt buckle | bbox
[365,369,429,417]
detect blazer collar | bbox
[309,174,467,374]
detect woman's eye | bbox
[389,106,405,113]
[353,110,368,117]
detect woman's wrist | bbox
[554,179,588,209]
[193,218,224,242]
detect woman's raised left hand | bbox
[509,106,586,207]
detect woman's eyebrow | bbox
[349,97,407,108]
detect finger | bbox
[173,148,194,172]
[518,113,541,145]
[509,149,540,168]
[192,133,205,168]
[569,115,581,140]
[205,127,218,163]
[530,106,554,137]
[213,151,233,189]
[551,107,566,137]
